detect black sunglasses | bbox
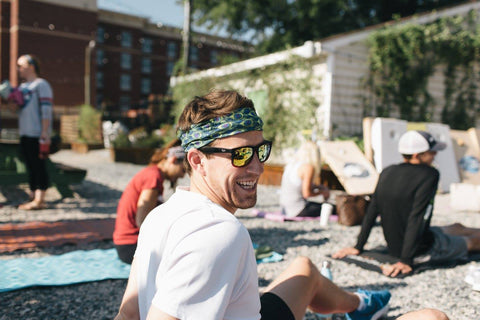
[199,140,272,167]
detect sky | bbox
[98,0,185,28]
[97,0,250,41]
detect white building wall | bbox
[327,41,370,137]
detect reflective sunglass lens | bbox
[233,147,253,166]
[258,144,267,162]
[259,143,271,162]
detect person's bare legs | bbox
[441,223,480,251]
[264,256,360,320]
[396,308,449,320]
[442,223,480,236]
[18,189,46,210]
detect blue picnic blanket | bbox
[0,244,282,293]
[0,248,130,292]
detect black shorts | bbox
[298,201,336,217]
[260,292,295,320]
[114,244,136,264]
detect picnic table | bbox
[0,139,86,198]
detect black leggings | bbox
[20,136,49,191]
[115,244,137,264]
[297,201,336,217]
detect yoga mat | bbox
[257,252,283,264]
[0,248,130,292]
[253,243,283,264]
[0,218,115,253]
[251,209,338,223]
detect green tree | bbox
[192,0,467,53]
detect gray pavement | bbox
[0,149,479,319]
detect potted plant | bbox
[110,127,164,164]
[71,104,103,153]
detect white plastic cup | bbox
[320,203,334,227]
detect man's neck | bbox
[405,158,420,165]
[189,177,237,214]
[24,74,37,82]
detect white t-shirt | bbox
[279,162,306,217]
[136,187,261,320]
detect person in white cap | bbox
[334,130,480,277]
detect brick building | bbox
[0,0,250,125]
[96,9,248,112]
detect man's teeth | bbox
[238,181,255,188]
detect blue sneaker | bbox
[345,289,391,320]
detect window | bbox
[96,93,104,108]
[96,26,105,43]
[121,31,132,47]
[166,61,174,76]
[96,71,104,89]
[141,58,152,74]
[120,74,131,91]
[141,78,151,94]
[121,53,131,69]
[142,38,153,53]
[119,95,131,111]
[190,45,198,61]
[210,50,218,65]
[167,41,177,59]
[96,49,104,66]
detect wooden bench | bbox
[0,140,86,198]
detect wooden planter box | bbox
[60,115,79,144]
[258,164,284,186]
[110,147,155,164]
[71,142,103,154]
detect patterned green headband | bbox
[178,107,264,151]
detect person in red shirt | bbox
[113,139,186,264]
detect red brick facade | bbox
[0,0,249,120]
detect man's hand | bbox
[380,262,412,278]
[332,247,360,259]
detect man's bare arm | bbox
[115,259,140,320]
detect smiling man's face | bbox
[199,130,265,213]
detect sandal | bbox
[18,201,47,210]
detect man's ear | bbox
[188,149,206,176]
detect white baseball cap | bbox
[398,130,447,155]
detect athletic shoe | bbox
[345,289,391,320]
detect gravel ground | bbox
[1,149,480,320]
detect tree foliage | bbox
[171,55,323,154]
[192,0,467,53]
[365,10,480,130]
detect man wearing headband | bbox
[116,91,450,320]
[334,130,480,278]
[113,139,186,264]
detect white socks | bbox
[354,292,367,311]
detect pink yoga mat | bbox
[251,209,338,222]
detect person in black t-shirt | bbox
[333,130,480,278]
